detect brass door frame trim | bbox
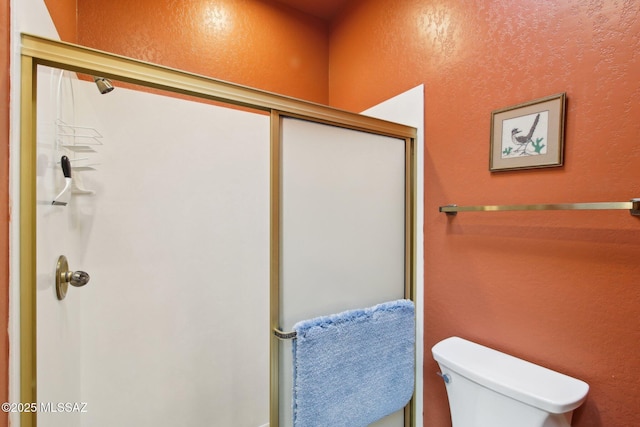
[21,34,415,139]
[19,51,37,427]
[19,33,417,427]
[402,134,416,427]
[269,111,283,425]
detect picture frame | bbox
[490,92,566,172]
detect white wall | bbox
[10,1,62,425]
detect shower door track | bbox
[19,33,418,427]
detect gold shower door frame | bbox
[19,33,417,427]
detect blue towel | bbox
[292,299,415,427]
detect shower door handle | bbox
[64,270,91,287]
[56,255,91,300]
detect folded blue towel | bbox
[292,299,415,427]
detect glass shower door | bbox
[278,117,409,427]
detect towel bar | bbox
[273,328,297,340]
[439,198,640,216]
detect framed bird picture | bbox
[490,92,566,171]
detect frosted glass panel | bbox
[279,118,407,427]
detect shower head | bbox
[93,76,115,94]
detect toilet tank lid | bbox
[432,337,589,414]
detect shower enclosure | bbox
[19,34,418,427]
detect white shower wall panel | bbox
[36,67,84,427]
[37,71,270,427]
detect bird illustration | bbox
[511,113,540,155]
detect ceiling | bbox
[270,0,353,21]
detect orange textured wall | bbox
[0,0,8,422]
[43,0,77,42]
[77,0,329,104]
[330,1,640,426]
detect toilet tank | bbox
[432,337,589,427]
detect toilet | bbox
[432,337,589,427]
